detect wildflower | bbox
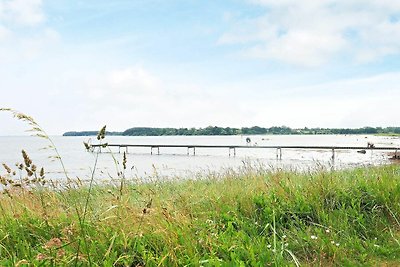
[325,229,330,233]
[57,249,66,258]
[284,243,289,247]
[311,235,318,240]
[336,243,340,247]
[44,238,62,249]
[373,244,380,248]
[282,235,287,239]
[36,253,47,261]
[267,244,272,249]
[331,240,335,244]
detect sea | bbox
[0,134,399,182]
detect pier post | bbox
[234,148,236,157]
[187,147,189,156]
[126,147,128,154]
[331,148,335,167]
[151,147,153,155]
[118,146,121,154]
[193,147,196,156]
[158,147,160,155]
[276,148,282,160]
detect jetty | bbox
[89,144,400,160]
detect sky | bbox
[1,0,400,135]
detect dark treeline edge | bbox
[63,126,400,136]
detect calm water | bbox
[0,135,399,181]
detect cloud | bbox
[219,0,400,66]
[0,0,44,26]
[86,66,160,103]
[0,0,59,62]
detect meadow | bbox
[1,161,400,266]
[0,109,399,266]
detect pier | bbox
[89,144,400,161]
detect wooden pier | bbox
[89,144,400,160]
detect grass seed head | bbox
[21,150,32,167]
[123,152,127,170]
[83,141,91,150]
[97,125,106,140]
[2,163,12,174]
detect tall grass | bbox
[0,109,400,266]
[1,164,400,265]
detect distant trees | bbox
[63,131,121,136]
[63,126,400,137]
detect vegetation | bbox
[63,126,400,136]
[2,108,400,266]
[1,163,400,266]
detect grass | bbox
[1,108,400,266]
[0,164,400,266]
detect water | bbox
[0,134,399,181]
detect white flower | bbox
[336,243,340,247]
[325,229,330,233]
[282,235,287,239]
[284,243,289,247]
[331,240,335,244]
[311,235,318,240]
[267,244,272,249]
[374,244,380,248]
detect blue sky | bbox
[1,0,400,135]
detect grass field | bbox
[0,109,399,266]
[1,163,400,266]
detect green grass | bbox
[0,165,400,266]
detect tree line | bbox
[63,126,400,136]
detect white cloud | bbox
[0,0,59,62]
[219,0,400,66]
[0,24,9,40]
[86,66,160,102]
[1,0,44,26]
